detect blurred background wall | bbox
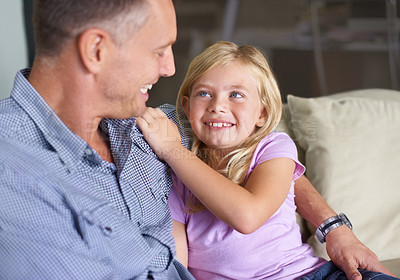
[151,0,400,106]
[1,0,399,105]
[0,1,28,99]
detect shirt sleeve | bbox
[250,132,305,181]
[168,173,188,224]
[0,169,115,279]
[0,140,163,279]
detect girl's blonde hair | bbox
[176,41,282,212]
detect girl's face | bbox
[182,62,267,153]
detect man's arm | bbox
[0,230,115,279]
[0,140,155,279]
[294,175,336,228]
[294,175,395,280]
[0,180,115,279]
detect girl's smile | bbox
[204,120,235,128]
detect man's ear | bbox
[181,96,190,117]
[256,108,268,127]
[78,28,109,74]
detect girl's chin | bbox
[202,144,236,155]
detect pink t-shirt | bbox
[169,132,326,280]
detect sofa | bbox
[277,89,400,276]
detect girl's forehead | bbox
[203,61,252,78]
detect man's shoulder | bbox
[158,103,178,120]
[0,96,29,125]
[158,103,192,149]
[0,137,53,175]
[0,96,22,117]
[157,103,189,127]
[0,96,40,142]
[0,98,57,178]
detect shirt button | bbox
[81,210,94,225]
[84,148,93,156]
[102,226,113,236]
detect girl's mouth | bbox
[204,122,235,128]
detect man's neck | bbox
[28,57,114,163]
[89,128,114,163]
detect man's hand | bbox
[136,107,182,160]
[325,226,396,280]
[294,175,396,279]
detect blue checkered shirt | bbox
[0,69,194,279]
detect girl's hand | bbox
[136,107,182,161]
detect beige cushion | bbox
[286,89,400,261]
[382,258,400,276]
[278,104,306,164]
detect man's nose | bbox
[160,47,176,77]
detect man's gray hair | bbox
[33,0,150,57]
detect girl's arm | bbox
[137,108,295,234]
[172,220,189,268]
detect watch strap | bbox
[315,213,352,243]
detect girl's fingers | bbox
[140,107,168,126]
[154,107,167,118]
[136,117,148,131]
[138,108,154,124]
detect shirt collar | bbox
[100,117,157,161]
[11,69,94,172]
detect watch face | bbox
[339,213,353,229]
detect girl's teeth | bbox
[208,123,232,127]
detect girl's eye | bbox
[198,91,210,97]
[230,92,244,98]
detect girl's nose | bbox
[208,96,227,113]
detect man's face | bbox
[100,0,177,119]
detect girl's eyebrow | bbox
[192,83,210,89]
[227,84,248,91]
[192,84,248,91]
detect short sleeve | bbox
[168,173,187,224]
[249,132,305,181]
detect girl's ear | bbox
[256,108,268,127]
[181,96,190,116]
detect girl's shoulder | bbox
[252,131,300,166]
[257,131,296,152]
[249,131,305,181]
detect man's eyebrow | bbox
[156,39,177,50]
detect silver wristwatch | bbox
[315,213,353,243]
